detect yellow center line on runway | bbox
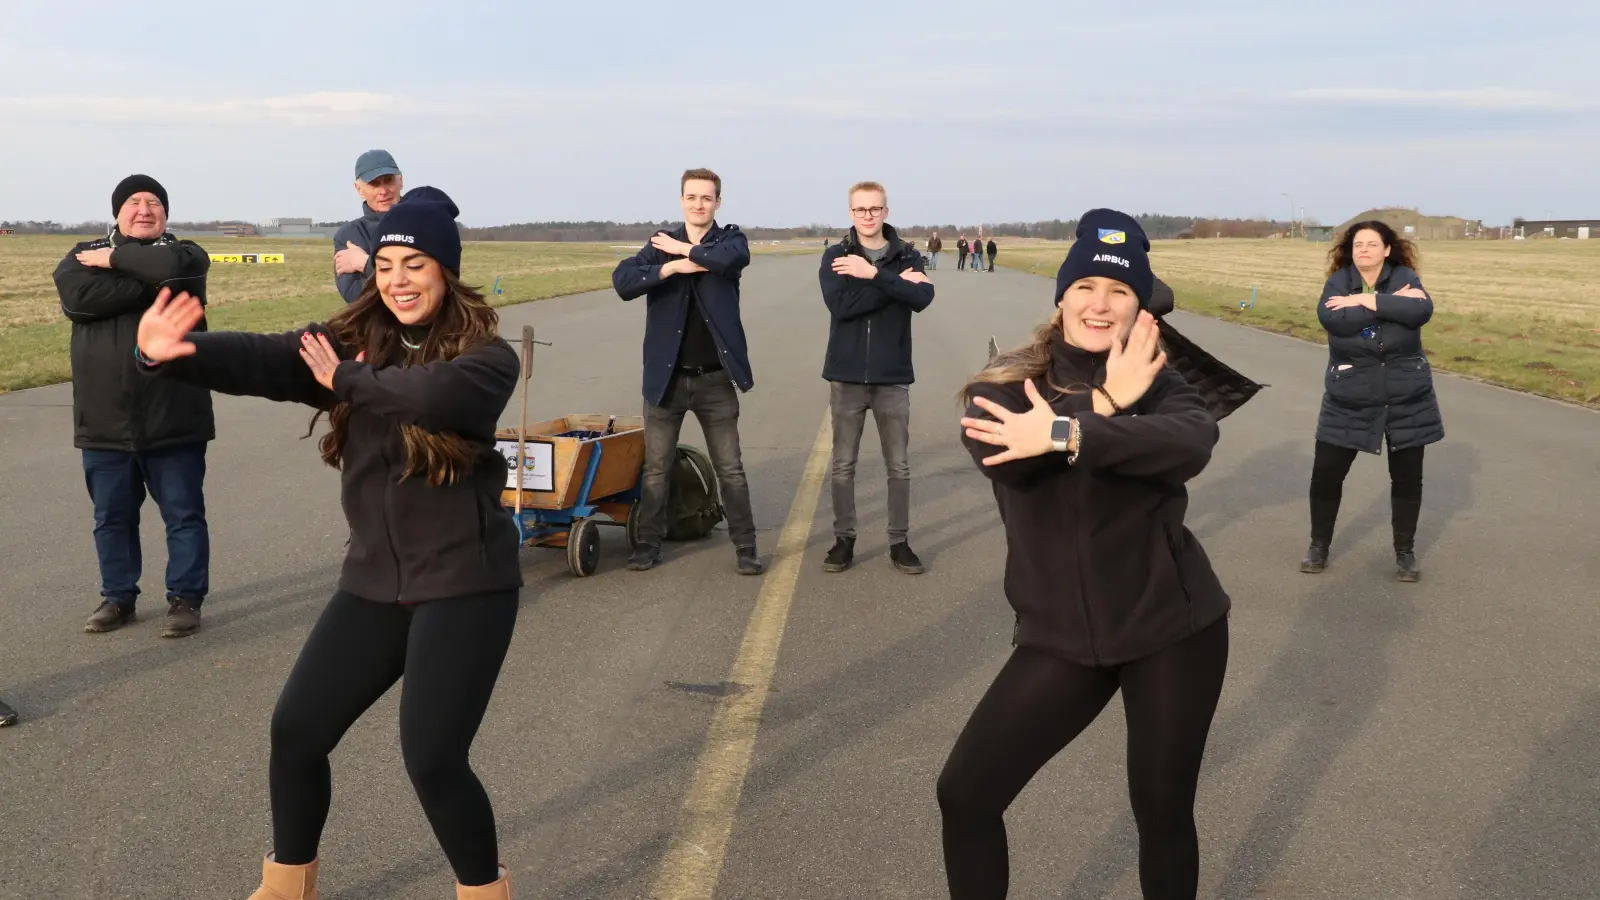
[649,408,833,900]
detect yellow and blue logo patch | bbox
[1097,228,1126,244]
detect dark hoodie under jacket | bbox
[962,339,1231,666]
[55,231,214,451]
[819,224,934,384]
[145,326,523,604]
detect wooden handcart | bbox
[495,327,646,576]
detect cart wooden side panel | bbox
[497,415,645,511]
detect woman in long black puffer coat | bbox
[1302,220,1443,581]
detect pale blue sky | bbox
[2,0,1595,227]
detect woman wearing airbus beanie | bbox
[938,210,1231,900]
[134,187,522,899]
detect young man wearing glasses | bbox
[817,181,935,574]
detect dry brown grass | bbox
[994,238,1600,406]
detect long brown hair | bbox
[309,266,501,487]
[1328,220,1420,275]
[958,307,1093,405]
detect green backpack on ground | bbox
[665,444,725,541]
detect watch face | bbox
[1050,418,1073,442]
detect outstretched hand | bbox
[960,379,1059,465]
[298,332,363,391]
[137,288,205,363]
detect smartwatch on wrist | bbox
[1051,416,1074,453]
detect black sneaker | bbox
[1300,543,1329,574]
[822,537,855,573]
[1395,550,1421,583]
[0,698,16,727]
[736,547,764,576]
[889,542,927,574]
[162,599,202,638]
[84,600,135,633]
[628,544,662,571]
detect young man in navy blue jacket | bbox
[613,168,762,575]
[818,181,934,574]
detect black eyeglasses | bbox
[850,206,886,218]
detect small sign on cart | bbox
[495,440,555,491]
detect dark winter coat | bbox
[1315,263,1443,453]
[962,340,1231,666]
[819,224,934,385]
[144,327,524,604]
[926,236,943,254]
[54,231,215,452]
[332,203,383,304]
[612,222,753,406]
[1147,276,1264,422]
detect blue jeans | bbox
[82,443,210,607]
[927,251,939,270]
[970,252,984,272]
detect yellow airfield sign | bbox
[209,253,285,264]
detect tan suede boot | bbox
[247,854,319,900]
[456,865,511,899]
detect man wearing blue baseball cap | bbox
[332,149,404,303]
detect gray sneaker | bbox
[736,547,764,576]
[161,599,202,638]
[84,601,136,633]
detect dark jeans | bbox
[1309,440,1424,549]
[639,369,757,549]
[829,382,911,542]
[958,252,967,270]
[270,590,518,887]
[81,443,210,607]
[987,252,996,270]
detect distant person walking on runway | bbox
[926,231,943,270]
[818,181,934,574]
[136,188,522,899]
[969,235,985,271]
[957,236,969,270]
[612,168,763,575]
[54,174,213,639]
[939,210,1231,900]
[333,149,404,304]
[1302,220,1442,581]
[986,238,997,272]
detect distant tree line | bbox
[2,214,1307,241]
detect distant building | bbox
[1304,225,1338,242]
[220,223,259,237]
[1512,218,1596,239]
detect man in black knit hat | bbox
[53,174,214,638]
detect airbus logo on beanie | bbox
[1055,209,1155,308]
[371,186,462,274]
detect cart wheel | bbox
[625,500,642,550]
[567,517,601,577]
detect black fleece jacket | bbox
[55,231,214,451]
[146,326,523,604]
[962,339,1231,666]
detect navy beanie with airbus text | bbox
[372,186,462,275]
[1054,209,1154,307]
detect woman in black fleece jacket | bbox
[938,210,1230,900]
[136,189,522,900]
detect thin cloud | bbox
[0,91,409,125]
[1281,87,1589,112]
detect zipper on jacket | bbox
[1074,478,1101,665]
[378,443,406,602]
[864,318,872,382]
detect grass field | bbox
[992,238,1600,407]
[0,235,814,393]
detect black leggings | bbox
[937,618,1228,900]
[1310,441,1424,546]
[269,590,518,887]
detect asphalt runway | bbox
[3,252,1598,899]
